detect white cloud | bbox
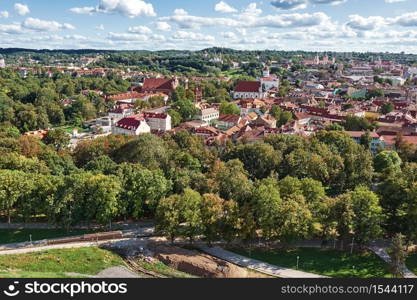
[385,0,406,3]
[14,3,30,16]
[221,31,237,39]
[155,21,171,31]
[69,7,95,15]
[160,14,240,29]
[152,34,166,41]
[172,30,215,41]
[174,8,188,16]
[310,0,346,5]
[236,28,247,36]
[161,10,331,30]
[215,1,238,13]
[241,3,263,17]
[0,23,24,34]
[128,25,152,34]
[108,32,149,41]
[22,18,75,32]
[391,11,417,27]
[70,0,156,18]
[270,0,345,10]
[96,24,105,30]
[64,34,88,40]
[0,11,9,18]
[271,0,308,10]
[346,14,387,31]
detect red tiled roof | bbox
[142,78,175,91]
[382,135,417,145]
[234,81,261,93]
[115,115,144,130]
[218,114,241,123]
[144,112,168,119]
[110,92,144,101]
[346,131,380,138]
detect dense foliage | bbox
[1,123,416,247]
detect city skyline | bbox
[0,0,417,53]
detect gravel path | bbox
[200,246,329,278]
[93,266,143,278]
[368,246,417,278]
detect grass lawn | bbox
[55,125,89,134]
[229,247,392,278]
[0,247,125,278]
[0,229,93,245]
[136,260,197,278]
[405,252,417,275]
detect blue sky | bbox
[0,0,417,52]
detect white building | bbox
[233,81,267,99]
[0,59,5,68]
[112,115,151,136]
[195,107,220,124]
[108,107,135,121]
[144,112,172,132]
[258,67,280,91]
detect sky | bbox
[0,0,417,53]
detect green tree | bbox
[77,173,121,226]
[201,193,224,245]
[388,233,407,278]
[374,151,402,174]
[277,195,313,244]
[252,177,281,240]
[0,170,32,223]
[215,159,252,203]
[340,186,383,245]
[381,102,394,115]
[180,188,203,243]
[156,194,182,244]
[219,102,240,115]
[44,129,70,151]
[117,164,171,218]
[226,143,281,179]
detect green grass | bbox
[0,271,88,278]
[55,125,89,134]
[0,229,93,245]
[405,252,417,275]
[136,260,197,278]
[0,247,125,278]
[228,247,392,278]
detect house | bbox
[108,105,135,121]
[142,78,178,96]
[90,117,115,134]
[239,98,266,116]
[346,131,385,153]
[109,92,145,104]
[252,115,277,129]
[233,81,267,99]
[24,129,49,140]
[217,114,242,131]
[112,115,151,136]
[144,112,172,132]
[195,107,220,124]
